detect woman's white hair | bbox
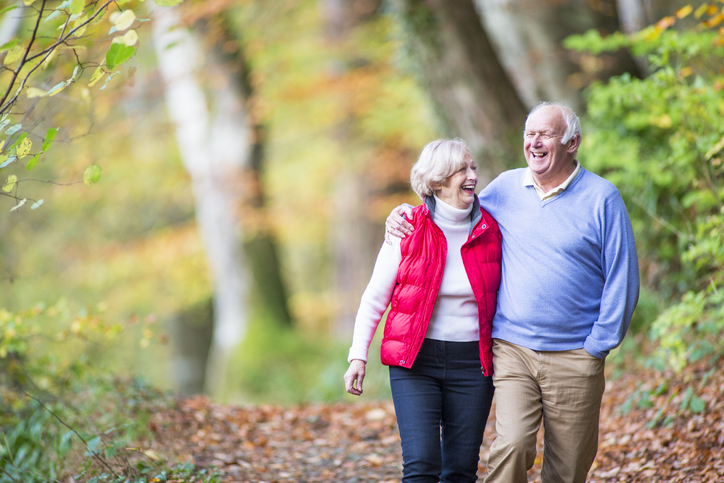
[410,138,472,199]
[527,101,582,145]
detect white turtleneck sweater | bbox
[348,196,479,363]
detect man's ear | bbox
[567,134,581,154]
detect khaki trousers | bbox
[484,339,606,483]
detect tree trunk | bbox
[0,6,22,46]
[152,7,291,399]
[167,298,214,396]
[197,14,294,329]
[475,0,642,113]
[616,0,683,33]
[388,0,529,180]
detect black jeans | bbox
[389,339,494,483]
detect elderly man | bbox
[385,102,639,482]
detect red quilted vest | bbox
[380,197,501,376]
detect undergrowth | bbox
[0,301,219,483]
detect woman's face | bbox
[436,155,478,209]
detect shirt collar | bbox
[523,161,581,200]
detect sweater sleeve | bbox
[584,193,640,358]
[347,237,402,363]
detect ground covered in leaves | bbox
[148,359,724,482]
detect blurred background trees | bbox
[4,0,724,479]
[1,0,722,414]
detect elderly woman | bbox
[344,138,502,482]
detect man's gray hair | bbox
[410,138,472,200]
[527,101,581,145]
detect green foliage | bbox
[0,303,217,482]
[567,9,724,375]
[228,317,390,404]
[0,0,179,212]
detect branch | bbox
[0,0,116,116]
[630,196,693,241]
[24,393,121,479]
[0,460,20,483]
[0,0,46,111]
[0,455,62,483]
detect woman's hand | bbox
[384,204,414,244]
[344,359,367,396]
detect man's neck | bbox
[532,160,578,193]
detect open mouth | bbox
[531,152,548,160]
[462,184,476,194]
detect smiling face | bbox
[524,105,580,191]
[436,154,478,209]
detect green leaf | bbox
[689,394,706,413]
[679,386,693,411]
[26,154,40,171]
[8,132,27,150]
[59,430,74,454]
[83,165,102,186]
[104,445,118,458]
[88,64,105,87]
[2,44,23,65]
[42,127,58,152]
[0,39,19,51]
[70,0,84,15]
[3,175,17,192]
[30,199,44,210]
[86,435,101,452]
[105,43,135,70]
[154,0,183,5]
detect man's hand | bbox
[385,204,414,244]
[344,360,367,396]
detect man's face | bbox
[523,106,576,184]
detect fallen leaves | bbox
[145,357,724,482]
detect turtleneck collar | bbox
[432,195,474,223]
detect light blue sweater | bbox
[479,167,639,359]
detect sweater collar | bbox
[431,195,474,222]
[424,195,482,234]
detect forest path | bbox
[150,359,724,482]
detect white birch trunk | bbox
[0,4,22,46]
[152,7,253,399]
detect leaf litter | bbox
[146,358,724,482]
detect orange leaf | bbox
[656,16,676,30]
[707,12,724,27]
